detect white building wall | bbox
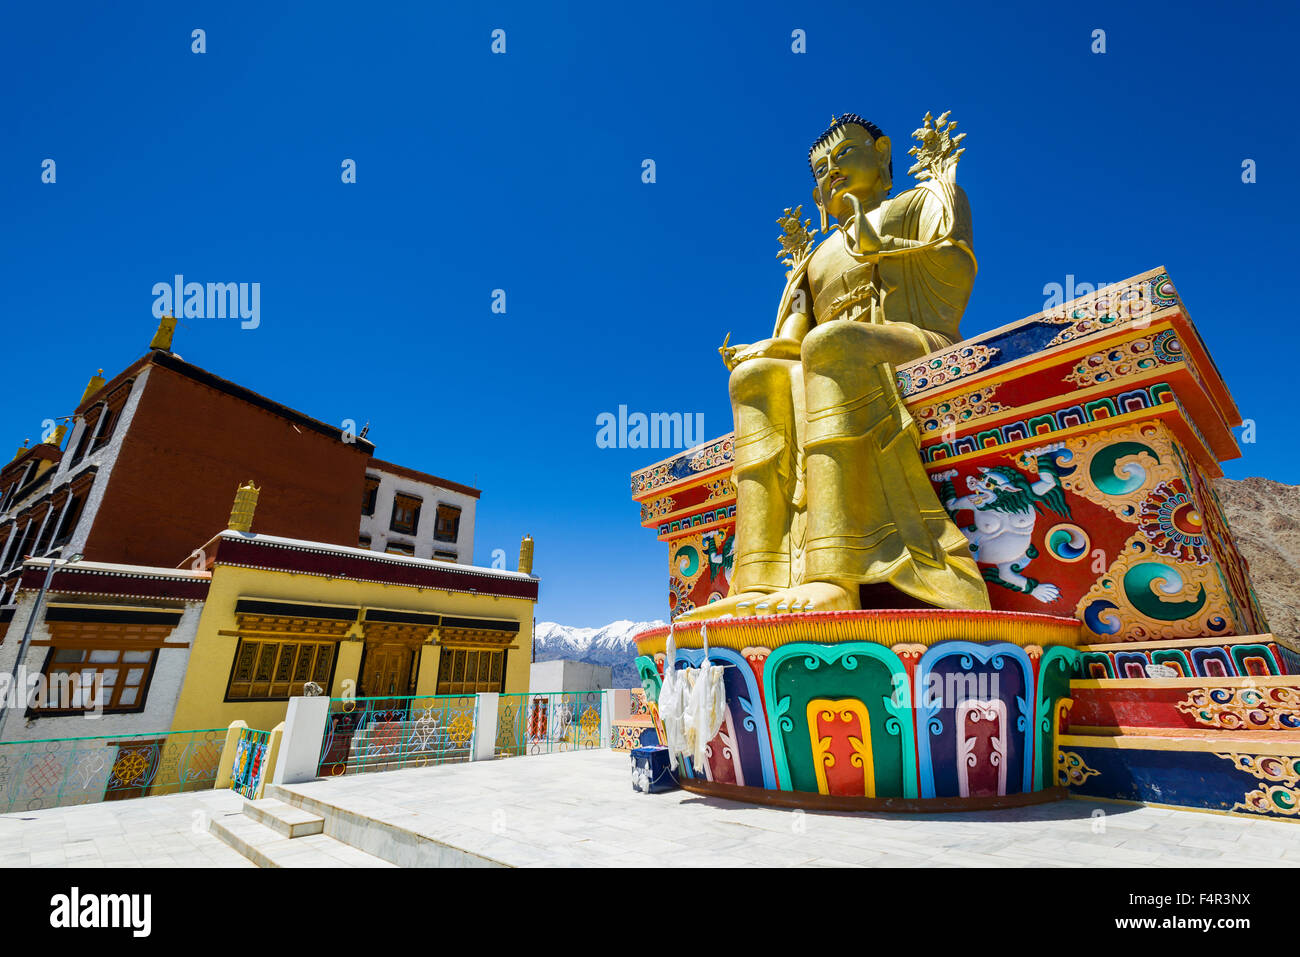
[358,466,477,564]
[0,586,203,744]
[529,659,613,693]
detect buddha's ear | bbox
[811,184,828,231]
[874,136,893,192]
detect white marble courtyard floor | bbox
[2,749,1298,867]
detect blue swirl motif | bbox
[802,655,822,672]
[991,654,1006,670]
[1084,599,1123,635]
[738,694,759,734]
[774,695,793,734]
[1016,695,1028,733]
[927,716,944,736]
[842,654,861,671]
[884,715,903,738]
[1047,524,1089,561]
[959,654,974,670]
[1039,445,1077,478]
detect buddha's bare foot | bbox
[752,581,859,615]
[674,590,772,621]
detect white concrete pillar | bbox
[472,692,499,761]
[270,695,330,785]
[600,689,614,749]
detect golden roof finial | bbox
[519,533,535,575]
[79,369,106,407]
[228,480,261,533]
[150,314,178,352]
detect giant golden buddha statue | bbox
[680,112,991,620]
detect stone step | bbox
[243,797,324,838]
[208,812,396,868]
[264,783,507,867]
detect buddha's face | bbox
[810,124,891,222]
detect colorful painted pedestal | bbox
[634,609,1080,810]
[632,268,1300,819]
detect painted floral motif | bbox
[896,344,1000,396]
[916,383,1003,434]
[1064,331,1179,389]
[1215,752,1300,815]
[1214,751,1300,786]
[1140,480,1208,564]
[689,437,734,472]
[1233,785,1300,817]
[1056,750,1100,787]
[640,494,676,523]
[1044,276,1177,348]
[703,477,735,501]
[1178,687,1300,731]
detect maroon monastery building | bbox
[0,320,487,636]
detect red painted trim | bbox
[17,567,210,601]
[213,536,539,600]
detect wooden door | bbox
[360,644,415,700]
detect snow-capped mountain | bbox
[533,619,664,688]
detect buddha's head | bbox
[809,114,893,226]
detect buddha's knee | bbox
[729,357,792,406]
[801,320,870,372]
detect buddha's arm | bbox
[726,277,813,367]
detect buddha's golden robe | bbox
[728,182,990,610]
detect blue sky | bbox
[2,0,1297,627]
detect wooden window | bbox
[34,647,157,712]
[358,533,372,549]
[31,503,63,557]
[384,541,414,556]
[68,411,100,467]
[389,494,421,535]
[226,638,336,700]
[433,550,458,561]
[435,648,505,695]
[51,494,84,548]
[6,521,34,569]
[90,403,120,451]
[434,504,461,543]
[361,476,379,516]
